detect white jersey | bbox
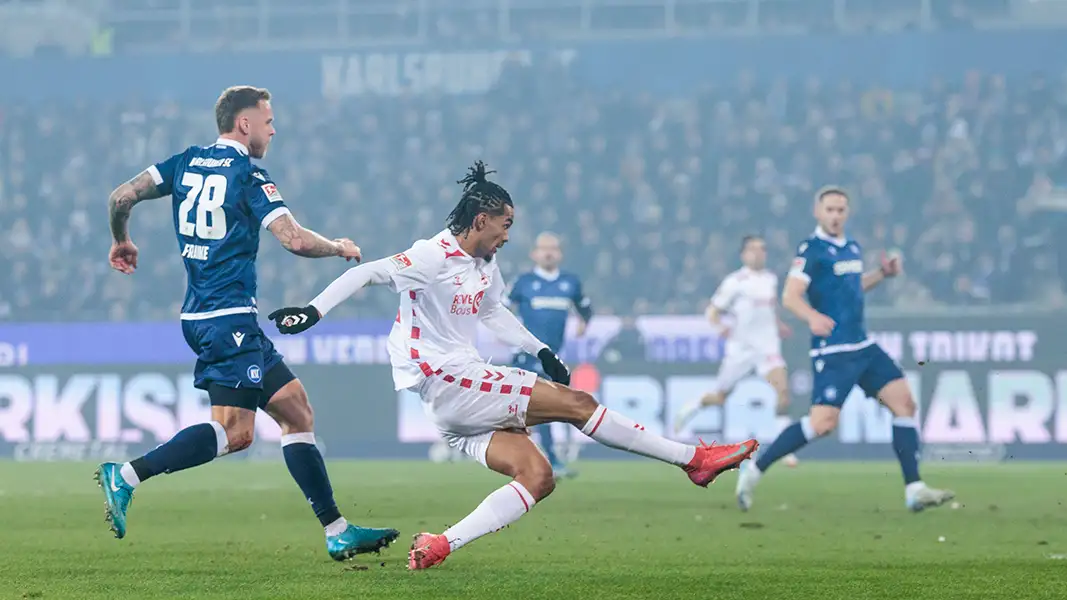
[308,229,549,394]
[382,230,546,391]
[710,267,780,350]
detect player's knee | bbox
[808,412,839,436]
[891,394,917,418]
[267,385,315,434]
[224,423,255,453]
[520,457,556,501]
[564,389,599,425]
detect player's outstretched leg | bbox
[95,390,237,539]
[410,430,549,570]
[736,407,832,511]
[263,367,399,560]
[528,380,757,487]
[877,379,955,512]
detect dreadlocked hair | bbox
[446,160,513,236]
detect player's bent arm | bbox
[861,268,886,292]
[108,170,166,242]
[479,298,549,357]
[267,214,342,258]
[781,275,821,323]
[307,259,397,316]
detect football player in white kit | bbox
[270,162,759,570]
[674,236,796,464]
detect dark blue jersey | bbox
[506,269,592,354]
[150,138,290,319]
[789,228,870,356]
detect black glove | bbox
[537,348,571,386]
[268,306,321,334]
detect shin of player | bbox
[736,187,953,512]
[96,86,397,558]
[675,236,794,458]
[271,162,759,570]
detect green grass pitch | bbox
[1,460,1064,599]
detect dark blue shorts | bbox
[181,312,285,393]
[811,343,903,408]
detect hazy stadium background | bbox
[1,0,1066,467]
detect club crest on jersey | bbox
[247,365,262,383]
[390,253,412,270]
[261,183,283,203]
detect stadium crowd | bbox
[1,65,1065,321]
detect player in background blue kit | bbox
[506,232,593,478]
[95,86,398,560]
[735,186,955,513]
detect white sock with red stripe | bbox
[581,405,696,466]
[443,481,536,552]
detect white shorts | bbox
[415,361,539,466]
[712,341,785,393]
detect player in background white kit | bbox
[270,162,759,570]
[674,236,797,464]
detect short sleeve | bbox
[788,241,818,283]
[710,275,737,311]
[388,239,445,293]
[146,152,184,197]
[244,167,291,229]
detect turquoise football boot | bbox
[94,462,134,539]
[327,524,401,561]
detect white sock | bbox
[325,516,348,538]
[444,481,536,552]
[905,481,927,498]
[119,462,140,488]
[581,406,696,466]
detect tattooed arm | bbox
[267,214,362,261]
[109,170,165,243]
[108,170,167,274]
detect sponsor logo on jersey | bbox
[390,253,412,270]
[790,257,806,273]
[833,259,864,276]
[189,157,234,168]
[261,183,283,203]
[450,290,485,315]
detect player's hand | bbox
[537,348,571,386]
[109,240,139,274]
[880,251,903,277]
[334,238,362,262]
[807,313,835,337]
[269,306,322,334]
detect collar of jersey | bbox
[214,137,248,155]
[533,266,560,281]
[814,226,847,248]
[443,231,473,259]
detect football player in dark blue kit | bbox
[95,86,399,560]
[507,232,592,478]
[735,186,955,512]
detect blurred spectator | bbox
[1,68,1064,321]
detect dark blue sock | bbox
[282,435,343,528]
[892,418,922,484]
[131,422,221,482]
[537,424,562,466]
[755,419,814,473]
